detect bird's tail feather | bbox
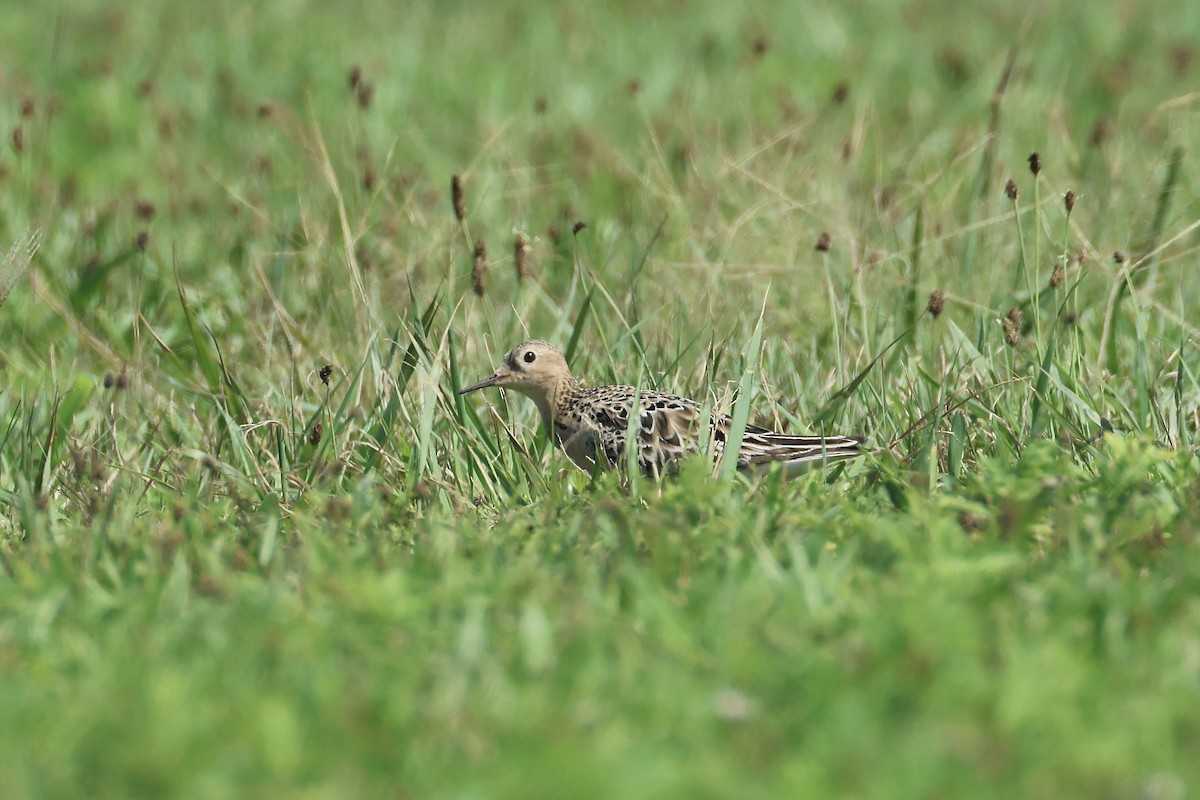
[737,433,865,472]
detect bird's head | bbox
[459,340,572,401]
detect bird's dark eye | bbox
[523,350,537,364]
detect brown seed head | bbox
[309,421,323,446]
[572,220,587,236]
[10,126,24,154]
[1004,179,1019,200]
[451,174,465,221]
[472,238,488,296]
[1113,250,1126,264]
[832,81,849,105]
[1050,259,1065,287]
[514,233,528,281]
[362,167,376,192]
[103,372,115,389]
[534,96,547,114]
[1003,306,1022,345]
[19,98,35,119]
[256,101,274,119]
[927,289,946,318]
[1028,152,1041,176]
[135,198,156,220]
[356,81,374,109]
[135,231,149,251]
[1170,44,1194,78]
[349,65,362,90]
[1089,117,1111,146]
[1064,190,1076,213]
[752,36,770,58]
[626,77,642,96]
[815,232,832,252]
[319,364,333,385]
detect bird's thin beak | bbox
[459,371,505,395]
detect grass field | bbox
[2,0,1199,797]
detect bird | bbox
[459,340,864,478]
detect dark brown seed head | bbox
[1064,190,1076,213]
[1050,259,1065,287]
[514,233,528,281]
[19,98,35,119]
[1003,306,1022,345]
[103,372,115,389]
[257,101,274,119]
[626,78,642,96]
[135,231,149,251]
[1077,249,1088,265]
[1089,117,1111,146]
[927,289,946,318]
[534,96,547,114]
[1113,250,1126,264]
[1004,179,1019,200]
[10,126,23,154]
[572,220,587,236]
[319,364,333,385]
[135,198,156,220]
[1028,152,1041,176]
[752,36,770,58]
[832,81,849,105]
[137,79,155,98]
[815,232,832,252]
[1169,44,1194,78]
[1063,310,1077,325]
[356,81,374,109]
[362,167,376,192]
[349,65,362,90]
[451,174,465,221]
[472,238,488,297]
[309,421,323,446]
[114,372,129,389]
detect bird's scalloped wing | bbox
[582,387,864,475]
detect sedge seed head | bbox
[1003,306,1022,345]
[514,233,528,281]
[927,289,946,318]
[472,238,488,296]
[451,174,465,221]
[1050,259,1065,287]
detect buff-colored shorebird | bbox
[460,340,864,477]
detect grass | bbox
[2,0,1199,796]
